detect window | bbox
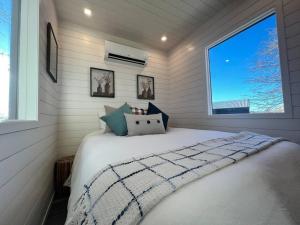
[0,0,39,127]
[206,12,285,115]
[0,0,17,121]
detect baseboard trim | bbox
[41,192,55,225]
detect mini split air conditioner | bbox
[104,41,148,66]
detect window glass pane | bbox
[208,14,284,115]
[0,0,12,121]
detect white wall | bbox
[0,0,59,224]
[0,0,298,224]
[168,0,300,143]
[57,22,169,157]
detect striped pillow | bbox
[130,107,147,115]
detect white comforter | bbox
[66,128,300,225]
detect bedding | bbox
[66,128,300,225]
[146,102,169,130]
[101,103,132,136]
[102,105,148,133]
[131,107,148,115]
[103,105,116,133]
[125,113,165,136]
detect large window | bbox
[0,0,39,127]
[207,12,285,115]
[0,0,16,121]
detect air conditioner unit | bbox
[104,41,148,66]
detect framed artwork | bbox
[46,22,58,83]
[137,75,155,100]
[90,67,115,98]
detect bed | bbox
[66,128,300,225]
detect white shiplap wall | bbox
[0,0,59,225]
[57,22,169,157]
[168,0,300,143]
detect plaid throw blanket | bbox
[67,132,283,225]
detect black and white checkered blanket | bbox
[67,132,283,225]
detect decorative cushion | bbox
[104,105,116,114]
[124,113,165,136]
[147,102,169,130]
[101,103,132,136]
[103,105,117,133]
[102,105,147,132]
[131,107,148,115]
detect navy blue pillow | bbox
[147,102,169,130]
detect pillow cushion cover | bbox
[101,103,132,136]
[147,102,169,130]
[104,105,116,114]
[102,105,147,132]
[131,107,148,115]
[103,105,117,133]
[124,113,165,136]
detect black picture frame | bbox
[137,75,155,100]
[46,22,58,83]
[90,67,115,98]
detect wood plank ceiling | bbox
[54,0,236,51]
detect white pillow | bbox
[124,113,165,136]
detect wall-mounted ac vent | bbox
[105,41,148,66]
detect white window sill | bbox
[0,120,40,135]
[208,112,292,119]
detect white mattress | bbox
[66,128,300,225]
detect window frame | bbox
[205,6,292,119]
[9,0,20,120]
[0,0,40,135]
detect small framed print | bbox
[137,75,155,100]
[46,22,58,83]
[90,68,115,98]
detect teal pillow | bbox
[101,103,132,136]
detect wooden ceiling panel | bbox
[55,0,236,51]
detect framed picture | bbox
[90,68,115,98]
[137,75,155,100]
[46,22,58,83]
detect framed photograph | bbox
[137,75,155,100]
[90,68,115,98]
[46,22,58,83]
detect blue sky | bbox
[0,0,11,54]
[209,14,282,108]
